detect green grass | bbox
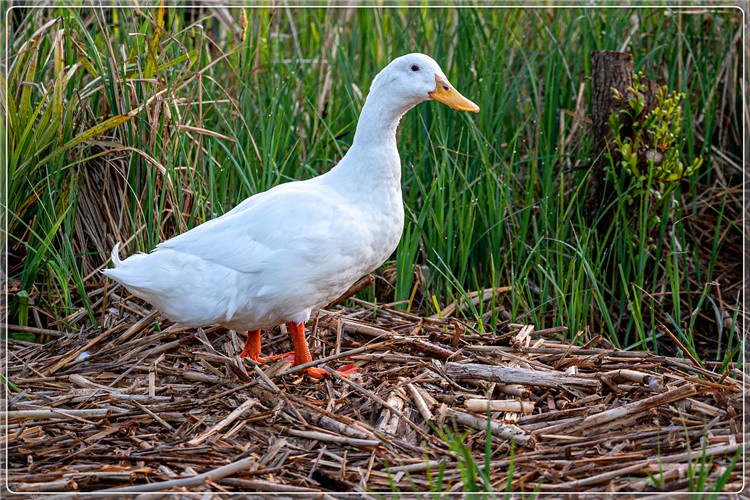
[684,435,742,495]
[4,5,743,365]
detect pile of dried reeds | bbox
[4,285,744,494]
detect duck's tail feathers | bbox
[101,244,156,288]
[103,242,122,274]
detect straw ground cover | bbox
[6,300,744,493]
[3,3,744,494]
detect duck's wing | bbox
[154,179,369,276]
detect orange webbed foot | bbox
[306,364,359,379]
[240,330,266,362]
[285,322,359,379]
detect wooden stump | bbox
[590,51,635,169]
[587,50,659,224]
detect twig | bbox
[578,383,697,431]
[6,324,70,338]
[69,373,118,392]
[218,478,337,495]
[103,456,258,492]
[406,383,434,423]
[445,362,602,390]
[441,408,536,448]
[187,398,257,446]
[253,365,281,393]
[464,345,551,371]
[130,399,174,432]
[658,324,703,369]
[326,275,375,308]
[3,408,128,421]
[600,369,664,392]
[376,389,406,434]
[431,286,512,319]
[465,399,535,415]
[511,324,535,348]
[385,460,446,474]
[10,479,78,492]
[284,428,380,448]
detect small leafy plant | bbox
[608,72,702,205]
[605,71,703,253]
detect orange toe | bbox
[305,366,330,379]
[336,364,359,377]
[264,351,296,363]
[305,364,358,379]
[246,353,267,364]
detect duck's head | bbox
[370,53,480,114]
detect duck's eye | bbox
[410,64,420,72]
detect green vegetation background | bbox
[4,6,743,366]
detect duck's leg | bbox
[287,322,358,379]
[239,329,266,363]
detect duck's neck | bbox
[326,86,418,194]
[350,90,412,148]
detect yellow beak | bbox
[428,75,480,113]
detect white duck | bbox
[103,53,479,378]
